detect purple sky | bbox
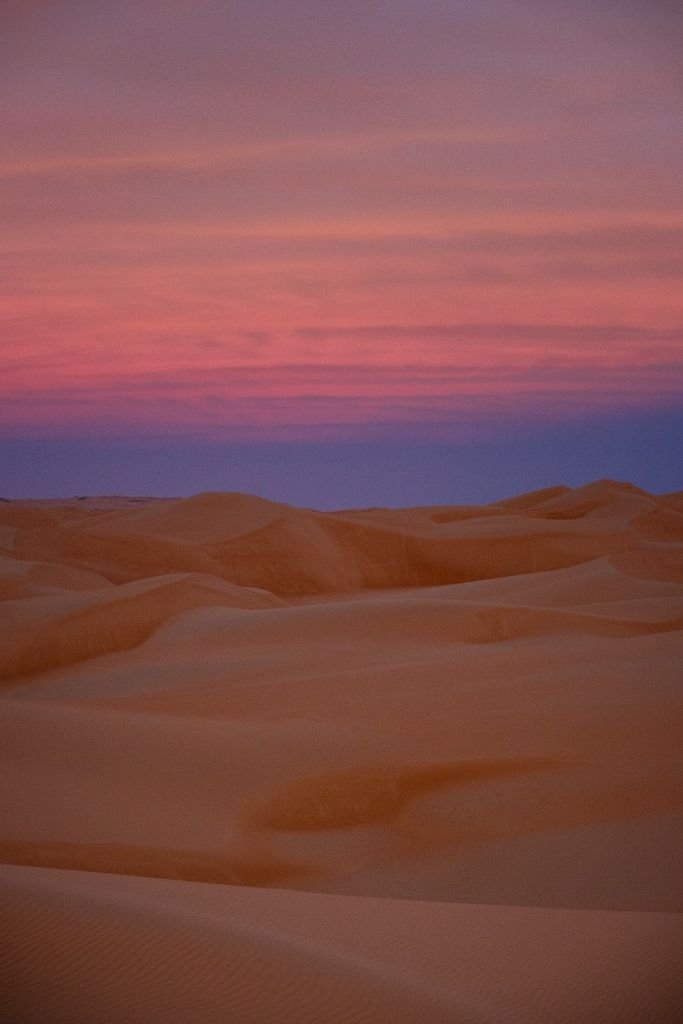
[1,1,681,504]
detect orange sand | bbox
[1,480,681,1021]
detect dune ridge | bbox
[3,479,678,595]
[1,480,681,1021]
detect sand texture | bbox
[1,480,681,1022]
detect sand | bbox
[0,479,681,1022]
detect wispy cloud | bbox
[1,0,680,449]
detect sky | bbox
[1,0,681,506]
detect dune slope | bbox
[1,480,681,1022]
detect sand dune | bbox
[2,866,681,1024]
[0,573,282,682]
[3,479,675,594]
[1,480,681,1021]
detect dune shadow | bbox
[249,757,560,832]
[0,840,311,887]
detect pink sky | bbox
[1,0,681,446]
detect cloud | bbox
[2,351,681,445]
[0,1,679,451]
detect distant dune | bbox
[1,481,681,1022]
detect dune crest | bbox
[3,478,680,596]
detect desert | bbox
[0,479,681,1022]
[3,0,681,1018]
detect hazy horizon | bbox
[2,403,681,508]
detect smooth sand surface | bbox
[1,480,681,1021]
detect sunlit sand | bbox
[1,480,681,1021]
